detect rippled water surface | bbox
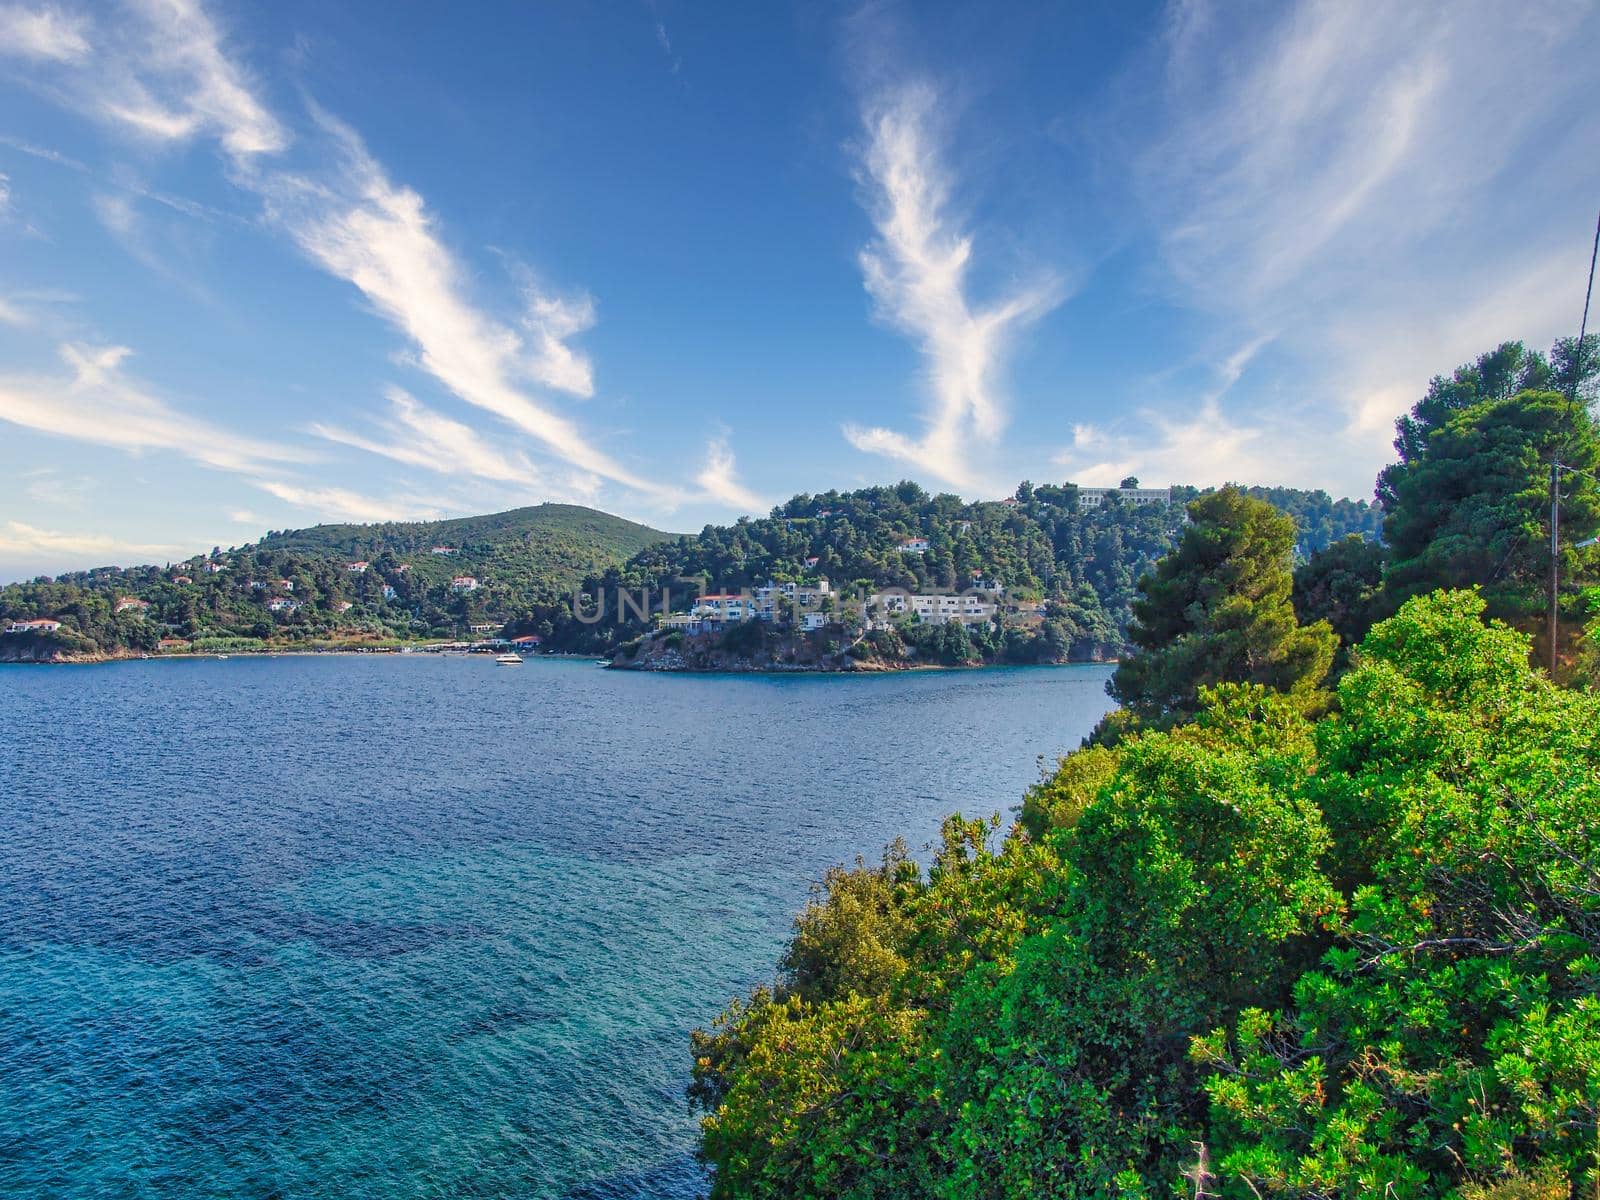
[0,655,1114,1198]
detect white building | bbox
[867,591,997,629]
[382,585,398,601]
[800,612,828,631]
[1076,486,1171,510]
[268,598,299,613]
[691,593,757,623]
[346,561,369,574]
[115,597,150,613]
[750,578,832,622]
[452,576,479,592]
[431,546,459,555]
[5,618,62,634]
[897,536,930,554]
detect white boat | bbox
[494,653,523,666]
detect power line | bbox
[1577,207,1600,400]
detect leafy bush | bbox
[692,591,1600,1198]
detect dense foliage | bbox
[0,486,1380,661]
[0,504,671,657]
[528,482,1378,662]
[1107,488,1336,728]
[1375,339,1600,642]
[691,592,1600,1197]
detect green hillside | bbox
[0,486,1381,662]
[255,503,668,562]
[521,481,1381,663]
[0,503,674,659]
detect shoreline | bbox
[2,645,1118,671]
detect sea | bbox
[0,655,1115,1198]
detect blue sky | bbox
[2,0,1599,580]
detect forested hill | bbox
[0,484,1378,661]
[254,503,668,562]
[0,503,675,659]
[528,482,1382,658]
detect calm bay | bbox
[0,656,1113,1198]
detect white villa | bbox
[868,590,998,629]
[5,618,62,634]
[346,561,370,573]
[431,546,459,556]
[268,598,300,613]
[1076,485,1171,509]
[115,597,150,613]
[691,593,758,622]
[452,576,480,592]
[897,536,931,554]
[750,577,831,621]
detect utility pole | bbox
[1551,462,1561,677]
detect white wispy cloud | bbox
[520,289,596,398]
[258,112,667,497]
[252,478,438,525]
[0,342,307,472]
[695,434,763,512]
[21,466,94,508]
[100,0,286,160]
[1054,399,1281,490]
[0,520,181,560]
[310,386,540,486]
[0,132,88,170]
[843,82,1060,490]
[1,0,285,160]
[1,0,696,524]
[1108,0,1600,497]
[0,3,89,62]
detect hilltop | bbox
[254,503,668,563]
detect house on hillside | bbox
[898,536,930,554]
[4,618,62,634]
[115,597,150,613]
[692,594,756,622]
[382,585,398,601]
[346,561,369,573]
[336,601,354,612]
[451,576,479,592]
[268,598,300,613]
[867,591,996,629]
[1076,486,1171,510]
[468,622,499,634]
[172,576,193,585]
[431,546,459,556]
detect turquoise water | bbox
[0,656,1114,1198]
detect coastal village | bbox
[0,484,1198,660]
